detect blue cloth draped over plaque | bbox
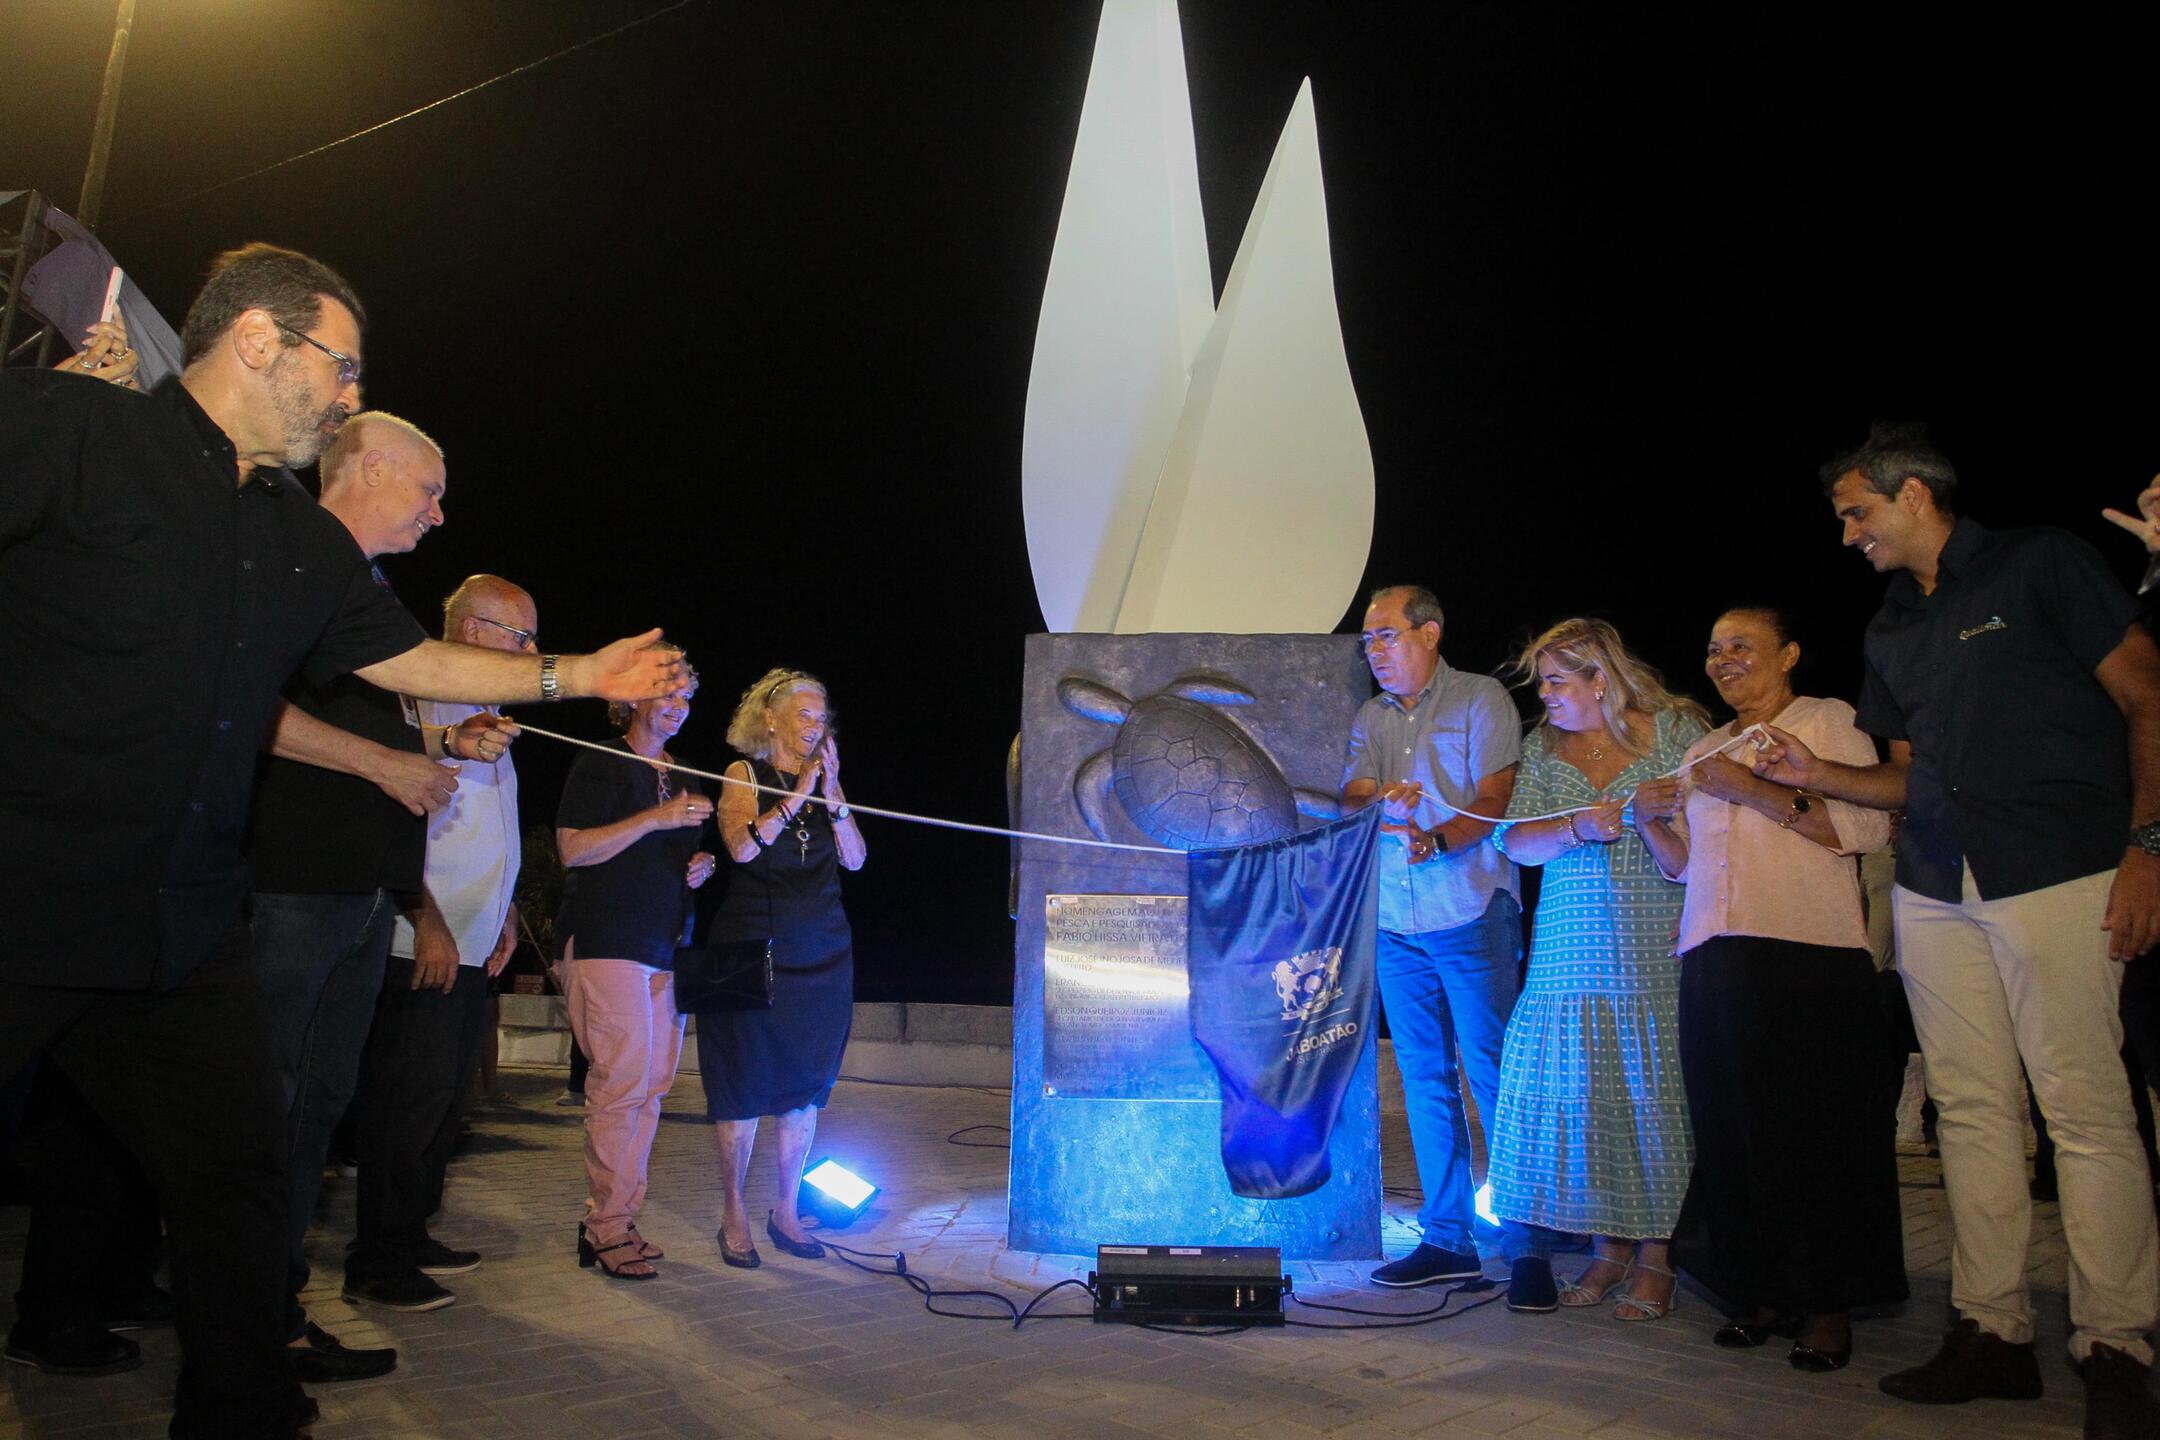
[1186,808,1381,1199]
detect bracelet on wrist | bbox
[745,811,770,849]
[539,653,560,702]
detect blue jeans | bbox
[249,889,394,1335]
[1378,891,1543,1260]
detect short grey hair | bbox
[319,410,444,481]
[1368,585,1444,636]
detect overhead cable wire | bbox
[119,0,702,221]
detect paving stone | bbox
[0,1069,2098,1439]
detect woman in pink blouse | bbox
[1633,607,1906,1374]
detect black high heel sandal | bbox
[577,1226,658,1281]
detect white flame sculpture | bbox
[1022,0,1376,636]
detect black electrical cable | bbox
[1012,1277,1095,1325]
[819,1239,1092,1327]
[946,1124,1011,1148]
[823,1233,1509,1334]
[818,1116,1509,1335]
[1282,1278,1506,1330]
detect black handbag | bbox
[673,770,778,1013]
[672,936,773,1013]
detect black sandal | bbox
[577,1226,658,1281]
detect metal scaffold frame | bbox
[0,190,59,371]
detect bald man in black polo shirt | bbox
[0,243,687,1440]
[1757,424,2160,1436]
[245,411,503,1378]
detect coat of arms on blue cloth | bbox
[1271,947,1344,1020]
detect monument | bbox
[1009,0,1382,1259]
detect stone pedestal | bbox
[1008,632,1379,1260]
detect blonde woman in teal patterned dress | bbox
[1489,618,1709,1322]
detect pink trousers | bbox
[562,951,685,1243]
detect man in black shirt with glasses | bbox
[0,243,687,1440]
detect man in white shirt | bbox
[345,576,534,1301]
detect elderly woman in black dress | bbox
[702,668,866,1266]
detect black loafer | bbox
[1790,1337,1853,1373]
[3,1323,142,1376]
[766,1213,825,1259]
[285,1321,397,1383]
[1714,1314,1800,1349]
[101,1282,178,1331]
[1505,1256,1559,1313]
[1370,1243,1483,1288]
[343,1269,456,1312]
[415,1237,481,1277]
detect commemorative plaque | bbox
[1041,893,1214,1100]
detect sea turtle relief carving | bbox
[1057,674,1339,850]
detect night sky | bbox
[5,3,2154,1004]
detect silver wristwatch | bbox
[2131,820,2160,856]
[539,653,560,702]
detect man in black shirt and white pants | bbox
[1758,424,2160,1437]
[0,243,687,1440]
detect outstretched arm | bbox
[356,629,687,705]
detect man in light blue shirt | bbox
[1342,585,1545,1304]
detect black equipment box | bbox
[1089,1244,1290,1326]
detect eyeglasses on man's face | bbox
[472,615,537,649]
[274,320,363,388]
[1360,627,1412,655]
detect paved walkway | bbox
[0,1069,2103,1440]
